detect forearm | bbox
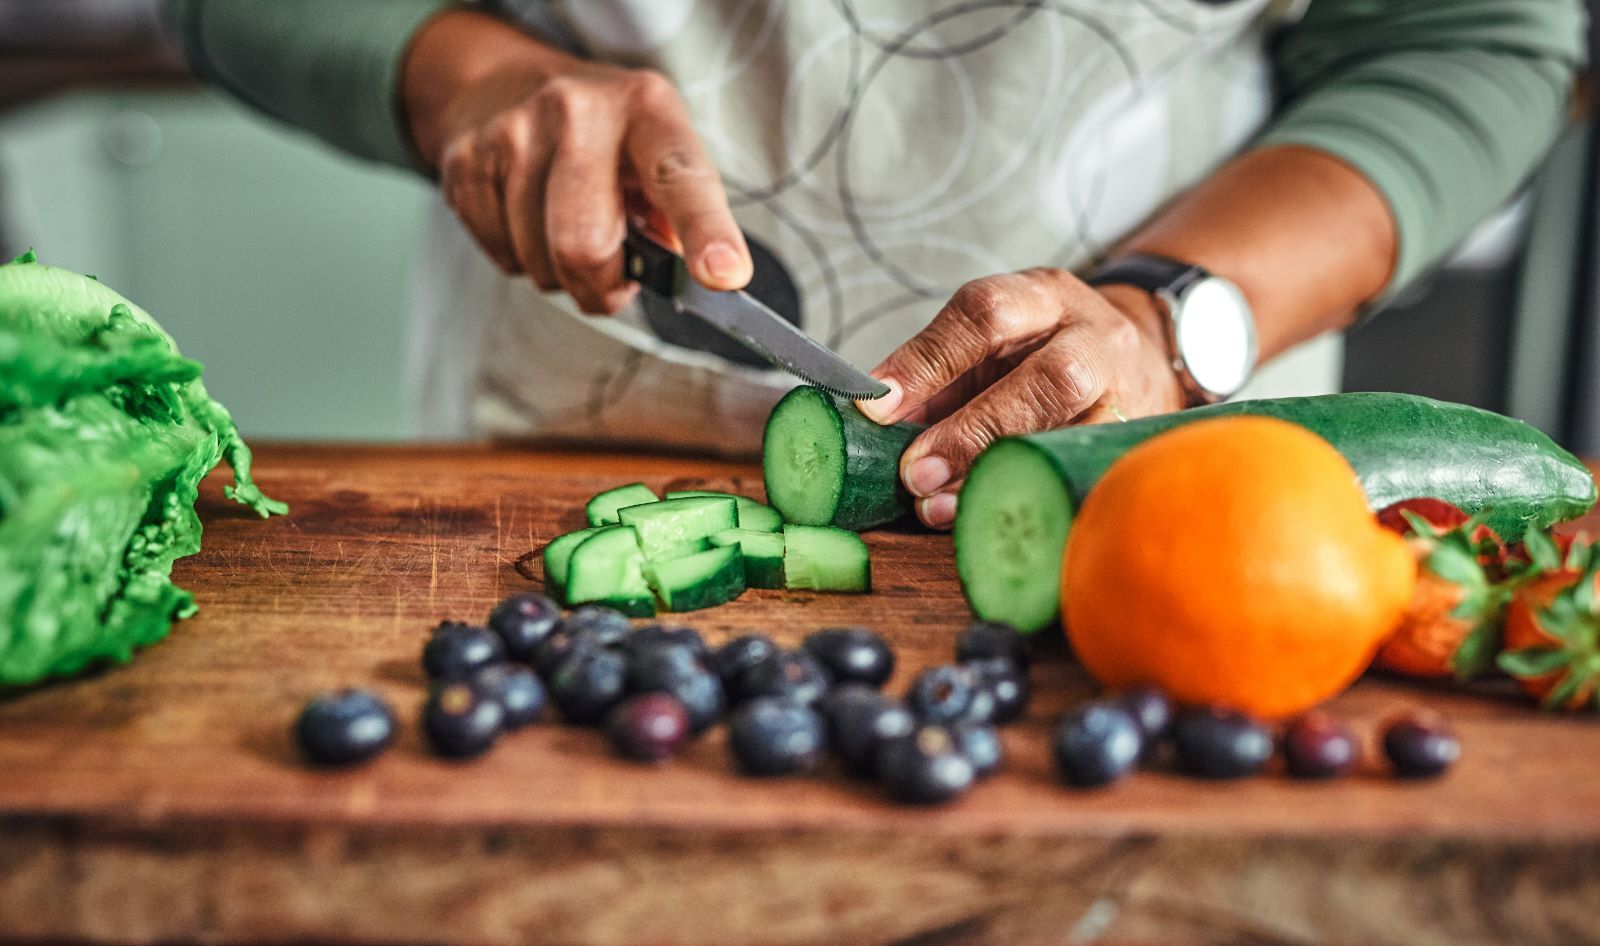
[1116,144,1395,362]
[162,0,451,169]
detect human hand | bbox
[857,269,1186,528]
[404,10,751,313]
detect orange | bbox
[1061,416,1416,719]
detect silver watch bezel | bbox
[1154,275,1257,405]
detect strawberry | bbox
[1499,539,1600,711]
[1374,511,1505,680]
[1375,498,1508,572]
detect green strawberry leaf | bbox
[1565,537,1595,571]
[1400,510,1441,539]
[1542,668,1587,711]
[1498,646,1574,678]
[1523,527,1563,571]
[1427,540,1485,589]
[1450,618,1503,681]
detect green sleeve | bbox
[161,0,451,170]
[1257,0,1587,298]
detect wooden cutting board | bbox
[2,446,1599,946]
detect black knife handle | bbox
[623,229,687,297]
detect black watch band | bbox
[1087,254,1209,297]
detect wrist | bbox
[401,9,570,170]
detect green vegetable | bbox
[666,490,783,532]
[0,252,284,687]
[618,496,739,560]
[584,483,658,526]
[542,525,612,598]
[710,528,786,588]
[782,525,871,592]
[564,526,656,617]
[762,387,923,531]
[957,392,1598,632]
[646,545,746,612]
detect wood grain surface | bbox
[3,446,1599,946]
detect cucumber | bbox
[957,392,1599,632]
[618,496,739,560]
[585,483,659,526]
[782,524,871,593]
[647,545,747,612]
[564,526,655,617]
[655,537,714,561]
[541,526,612,598]
[666,490,783,532]
[710,528,786,588]
[763,387,924,531]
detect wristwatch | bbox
[1088,254,1257,405]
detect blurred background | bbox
[4,0,1599,450]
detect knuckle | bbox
[551,229,617,273]
[626,69,678,107]
[1035,345,1102,414]
[534,77,591,127]
[646,148,714,191]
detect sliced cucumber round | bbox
[565,526,655,617]
[585,483,659,527]
[542,525,613,598]
[762,387,922,531]
[647,545,746,612]
[782,524,871,593]
[954,439,1075,633]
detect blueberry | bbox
[471,664,547,729]
[955,621,1031,671]
[532,624,604,679]
[486,593,561,662]
[1052,702,1143,788]
[1382,713,1459,779]
[878,724,976,804]
[559,605,632,645]
[422,624,506,682]
[549,648,629,726]
[620,624,707,659]
[626,644,724,733]
[907,665,978,725]
[294,689,396,766]
[422,682,504,758]
[710,633,779,691]
[1117,686,1175,743]
[1282,711,1357,779]
[736,650,831,706]
[968,659,1031,725]
[952,722,1003,780]
[802,627,894,689]
[1173,706,1273,779]
[728,697,827,776]
[818,684,916,777]
[606,694,692,762]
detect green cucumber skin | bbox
[654,548,747,612]
[998,393,1594,538]
[763,388,924,532]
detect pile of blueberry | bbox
[1055,689,1460,786]
[294,592,1459,793]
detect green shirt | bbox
[164,0,1585,298]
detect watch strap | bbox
[1087,254,1209,297]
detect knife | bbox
[623,228,890,401]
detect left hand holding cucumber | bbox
[857,269,1184,528]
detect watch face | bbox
[1172,277,1256,397]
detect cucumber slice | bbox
[655,537,713,561]
[954,439,1075,633]
[647,545,747,612]
[542,525,613,597]
[565,526,655,616]
[619,496,739,560]
[762,387,923,531]
[710,528,786,588]
[782,524,870,593]
[666,490,783,533]
[585,483,659,526]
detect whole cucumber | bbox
[954,392,1597,632]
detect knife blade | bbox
[623,229,890,401]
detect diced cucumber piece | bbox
[762,387,922,531]
[647,546,747,612]
[954,439,1075,632]
[667,490,783,533]
[710,528,786,588]
[655,537,713,561]
[542,525,613,597]
[782,525,870,593]
[565,526,655,617]
[618,496,739,560]
[585,483,659,526]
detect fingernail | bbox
[921,492,958,529]
[905,455,951,498]
[702,242,745,283]
[856,378,902,424]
